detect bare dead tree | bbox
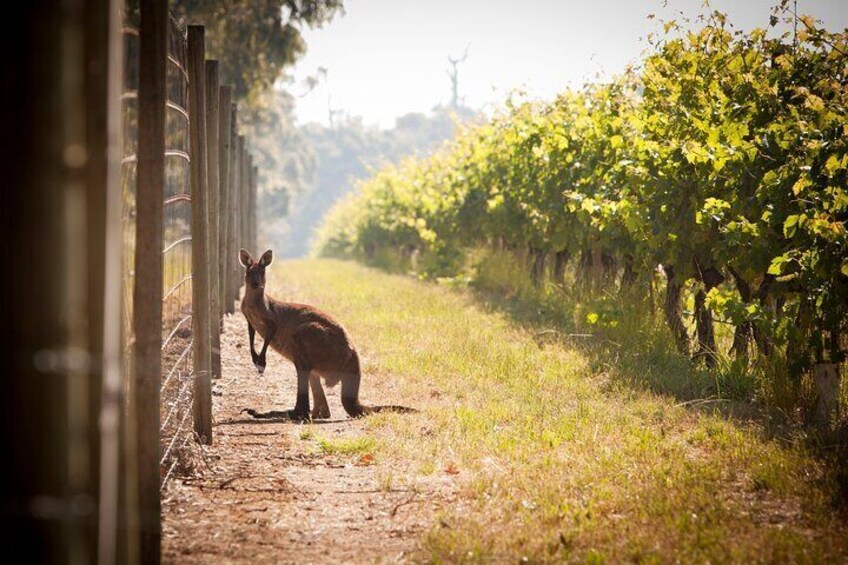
[447,45,469,109]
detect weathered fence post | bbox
[4,0,125,562]
[187,25,213,445]
[133,0,168,563]
[134,0,168,561]
[229,130,243,305]
[241,146,251,250]
[251,164,259,252]
[218,86,233,317]
[205,60,221,380]
[237,135,246,286]
[93,1,127,563]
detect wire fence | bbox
[160,17,195,484]
[121,14,227,489]
[121,17,139,402]
[9,3,261,561]
[119,5,260,507]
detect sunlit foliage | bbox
[317,6,848,382]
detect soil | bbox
[161,303,452,564]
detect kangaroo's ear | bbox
[239,249,254,267]
[259,249,273,266]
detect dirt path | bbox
[161,301,451,564]
[161,261,848,562]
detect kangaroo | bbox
[238,249,415,420]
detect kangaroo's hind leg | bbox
[310,372,331,419]
[287,361,312,421]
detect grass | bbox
[316,436,376,456]
[471,250,848,428]
[271,258,847,563]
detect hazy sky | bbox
[289,0,848,128]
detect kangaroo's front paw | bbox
[253,351,268,374]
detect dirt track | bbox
[161,301,451,564]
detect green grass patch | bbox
[316,435,376,456]
[271,258,848,563]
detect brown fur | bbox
[239,249,415,420]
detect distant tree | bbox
[275,105,480,258]
[446,46,469,109]
[164,0,343,234]
[172,0,344,100]
[245,87,317,243]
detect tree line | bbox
[317,7,847,396]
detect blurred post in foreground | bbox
[1,0,125,563]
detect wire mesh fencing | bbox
[121,16,138,396]
[160,17,196,485]
[119,4,259,497]
[121,15,199,489]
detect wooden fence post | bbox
[227,106,239,311]
[93,0,126,562]
[241,146,250,250]
[248,152,253,249]
[237,135,246,285]
[204,60,221,381]
[230,131,244,305]
[3,0,124,562]
[134,0,168,561]
[218,86,233,317]
[2,7,68,551]
[251,164,259,252]
[250,157,255,252]
[187,25,213,445]
[246,161,253,252]
[240,150,247,249]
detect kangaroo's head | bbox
[239,249,273,291]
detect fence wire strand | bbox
[122,15,197,490]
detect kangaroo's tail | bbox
[339,353,418,418]
[240,408,292,419]
[343,402,419,418]
[361,405,419,415]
